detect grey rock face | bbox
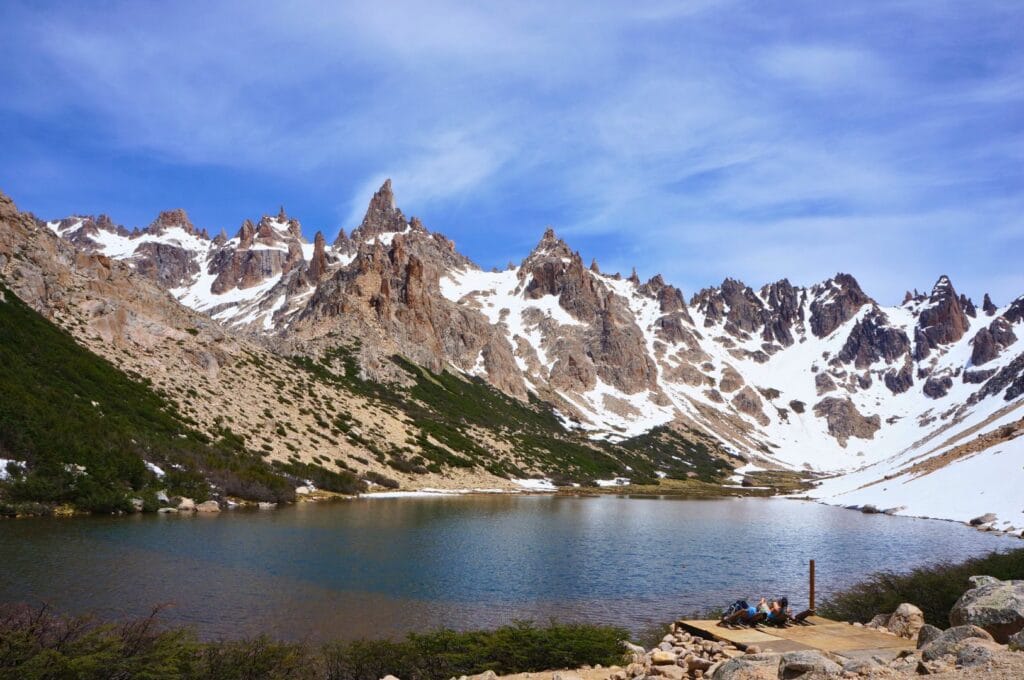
[813,397,881,446]
[922,375,953,399]
[132,241,200,289]
[883,360,914,394]
[836,310,910,369]
[970,316,1018,367]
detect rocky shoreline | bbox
[442,576,1024,680]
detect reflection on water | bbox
[0,496,1012,640]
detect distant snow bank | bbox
[809,411,1024,532]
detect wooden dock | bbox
[677,616,914,657]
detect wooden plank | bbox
[678,620,778,646]
[675,618,914,656]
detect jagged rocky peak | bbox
[959,293,977,318]
[808,273,870,338]
[915,275,970,360]
[516,226,611,326]
[308,231,328,282]
[691,278,766,337]
[147,208,195,235]
[332,227,349,248]
[274,206,304,240]
[691,276,807,346]
[759,278,805,346]
[527,227,575,261]
[256,216,278,241]
[94,214,118,231]
[983,293,997,316]
[236,219,256,249]
[351,179,408,240]
[971,294,1024,366]
[639,274,686,313]
[640,274,695,340]
[213,228,228,246]
[1005,295,1024,324]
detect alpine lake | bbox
[0,494,1013,641]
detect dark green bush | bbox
[0,605,200,679]
[362,471,400,489]
[322,621,628,680]
[0,606,627,680]
[819,548,1024,627]
[271,461,365,496]
[197,636,312,680]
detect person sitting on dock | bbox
[765,597,815,626]
[719,597,768,627]
[766,597,790,625]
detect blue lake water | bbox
[0,495,1014,641]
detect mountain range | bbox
[3,182,1022,526]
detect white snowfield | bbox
[807,405,1024,529]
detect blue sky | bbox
[1,1,1021,304]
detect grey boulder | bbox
[955,638,1004,668]
[778,650,842,678]
[948,575,1024,643]
[711,653,781,679]
[920,625,993,661]
[1008,628,1024,652]
[916,624,943,649]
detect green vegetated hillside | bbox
[0,282,360,515]
[291,344,734,486]
[0,280,736,515]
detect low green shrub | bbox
[818,548,1024,627]
[0,606,628,680]
[315,621,629,680]
[363,471,400,489]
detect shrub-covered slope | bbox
[292,344,734,486]
[0,282,361,514]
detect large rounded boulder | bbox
[948,575,1024,643]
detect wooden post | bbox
[809,559,816,611]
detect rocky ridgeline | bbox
[33,181,1024,471]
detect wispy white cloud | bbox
[759,44,891,91]
[0,0,1021,302]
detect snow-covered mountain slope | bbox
[808,404,1024,525]
[41,180,1024,526]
